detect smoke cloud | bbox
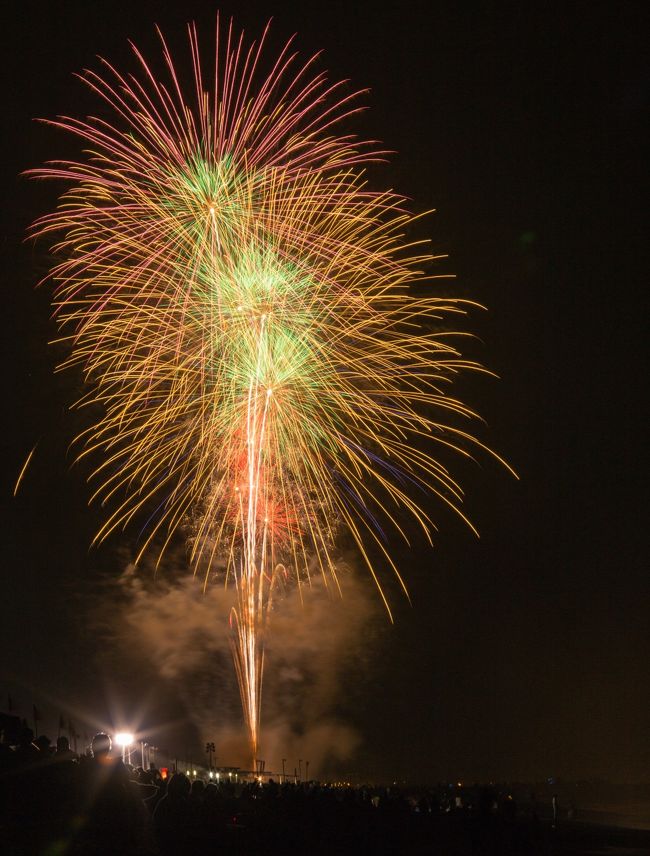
[111,557,382,777]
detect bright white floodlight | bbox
[114,731,135,762]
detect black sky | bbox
[2,0,648,782]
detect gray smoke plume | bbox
[112,556,382,777]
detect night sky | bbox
[2,0,647,783]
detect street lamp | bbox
[114,732,134,763]
[205,741,216,770]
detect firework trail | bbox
[30,19,513,762]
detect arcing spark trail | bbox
[30,19,513,761]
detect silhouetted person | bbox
[71,732,142,854]
[200,781,224,847]
[91,731,112,761]
[34,734,53,758]
[55,734,78,762]
[13,725,41,768]
[190,776,205,802]
[153,772,193,855]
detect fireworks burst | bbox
[30,19,513,762]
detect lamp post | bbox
[115,732,134,764]
[282,758,286,783]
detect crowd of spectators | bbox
[1,727,547,855]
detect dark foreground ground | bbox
[547,822,650,856]
[3,742,650,855]
[6,810,650,855]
